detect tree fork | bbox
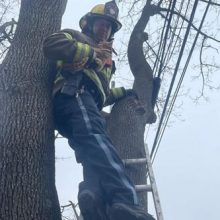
[0,0,67,219]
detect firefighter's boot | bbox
[108,203,156,220]
[78,181,108,220]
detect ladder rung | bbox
[135,184,152,192]
[123,158,147,165]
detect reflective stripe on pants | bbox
[54,90,138,205]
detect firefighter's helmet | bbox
[79,1,122,36]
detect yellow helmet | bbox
[79,1,122,36]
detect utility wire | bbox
[160,0,184,70]
[151,0,211,163]
[162,0,189,70]
[156,0,178,78]
[150,0,200,159]
[153,0,174,76]
[149,0,190,157]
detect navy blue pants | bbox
[54,90,138,205]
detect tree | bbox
[0,0,67,219]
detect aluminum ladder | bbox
[123,144,164,220]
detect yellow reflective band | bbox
[74,43,82,61]
[112,87,124,98]
[63,32,73,40]
[77,44,87,61]
[102,68,112,81]
[84,44,91,58]
[73,42,91,62]
[84,69,106,104]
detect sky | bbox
[55,1,220,220]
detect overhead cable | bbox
[151,0,212,163]
[153,0,174,76]
[156,0,178,79]
[150,0,200,159]
[162,0,189,70]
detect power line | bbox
[162,0,190,71]
[151,0,212,163]
[156,0,178,79]
[153,0,175,77]
[150,0,200,159]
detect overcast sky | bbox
[55,1,220,220]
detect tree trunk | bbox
[106,99,149,209]
[0,0,67,219]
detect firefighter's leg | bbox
[69,91,138,205]
[54,91,154,220]
[77,161,109,220]
[71,92,155,220]
[54,92,108,220]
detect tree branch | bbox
[128,2,157,123]
[0,19,16,34]
[199,36,206,98]
[0,19,17,43]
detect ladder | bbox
[123,144,164,220]
[77,143,164,220]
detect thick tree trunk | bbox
[0,0,67,219]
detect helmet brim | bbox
[86,13,122,34]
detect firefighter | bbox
[43,1,155,220]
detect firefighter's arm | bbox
[104,88,138,107]
[43,31,96,66]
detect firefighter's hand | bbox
[63,57,89,72]
[93,41,112,69]
[94,47,112,61]
[98,41,113,52]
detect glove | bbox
[93,41,113,71]
[96,41,113,58]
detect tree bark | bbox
[107,99,149,209]
[0,0,67,219]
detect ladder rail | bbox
[122,145,164,220]
[144,144,164,220]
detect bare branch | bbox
[61,201,79,220]
[0,19,17,43]
[198,36,206,98]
